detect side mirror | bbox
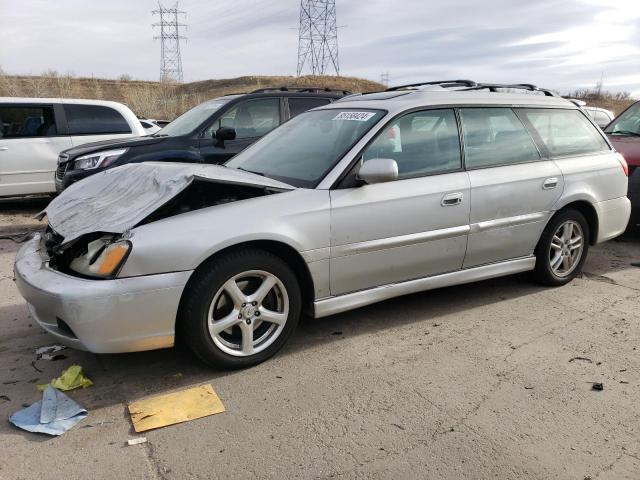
[214,127,236,147]
[357,158,398,184]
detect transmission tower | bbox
[380,72,389,87]
[297,0,340,76]
[152,2,187,83]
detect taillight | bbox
[616,153,629,177]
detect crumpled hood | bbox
[59,136,166,162]
[40,162,294,245]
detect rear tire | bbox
[533,208,589,286]
[178,248,301,369]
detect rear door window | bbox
[219,98,281,139]
[459,108,540,168]
[64,104,131,135]
[0,105,57,138]
[288,97,332,118]
[519,108,609,157]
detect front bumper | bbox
[14,234,193,353]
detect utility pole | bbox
[152,2,187,83]
[297,0,340,76]
[380,72,389,87]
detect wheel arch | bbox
[178,239,316,320]
[549,200,599,245]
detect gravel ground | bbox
[0,190,639,480]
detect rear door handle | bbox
[0,146,8,151]
[543,177,558,190]
[441,192,463,206]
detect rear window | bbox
[64,104,131,135]
[0,105,57,138]
[288,97,332,118]
[520,109,609,157]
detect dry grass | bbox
[0,70,384,120]
[567,84,636,116]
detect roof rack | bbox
[386,80,477,91]
[461,83,557,97]
[250,86,351,95]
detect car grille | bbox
[56,154,69,179]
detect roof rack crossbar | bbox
[250,86,351,95]
[461,83,557,97]
[386,80,478,91]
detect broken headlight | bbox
[73,148,128,170]
[69,236,131,279]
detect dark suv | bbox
[55,87,349,191]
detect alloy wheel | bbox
[207,270,289,357]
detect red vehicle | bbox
[605,101,640,176]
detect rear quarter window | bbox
[64,104,132,135]
[288,97,332,118]
[519,108,609,157]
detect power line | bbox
[152,1,187,83]
[297,0,340,76]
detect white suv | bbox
[0,98,145,197]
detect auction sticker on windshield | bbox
[333,111,377,122]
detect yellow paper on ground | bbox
[37,365,93,391]
[128,384,225,432]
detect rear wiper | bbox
[609,130,640,136]
[236,167,265,177]
[152,133,169,137]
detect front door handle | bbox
[543,177,558,190]
[441,192,463,206]
[0,146,8,151]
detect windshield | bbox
[226,109,385,187]
[156,97,234,137]
[605,102,640,135]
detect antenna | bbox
[297,0,340,76]
[152,1,187,83]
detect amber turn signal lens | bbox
[96,243,130,276]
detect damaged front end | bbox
[40,162,294,279]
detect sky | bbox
[1,0,639,96]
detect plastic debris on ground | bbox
[35,345,67,360]
[128,384,225,433]
[127,437,148,446]
[37,365,93,391]
[9,386,87,436]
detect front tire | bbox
[533,208,590,286]
[179,248,301,369]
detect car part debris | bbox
[37,365,93,391]
[569,356,593,363]
[127,437,148,446]
[35,344,68,360]
[9,386,87,436]
[128,384,225,433]
[592,382,604,391]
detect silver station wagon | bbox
[15,81,631,369]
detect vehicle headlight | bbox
[73,148,128,170]
[69,236,131,279]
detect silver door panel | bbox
[330,172,470,295]
[464,161,563,268]
[331,235,468,294]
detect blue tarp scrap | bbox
[9,386,87,436]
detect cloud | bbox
[0,0,638,95]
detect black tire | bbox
[178,248,302,369]
[533,208,590,286]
